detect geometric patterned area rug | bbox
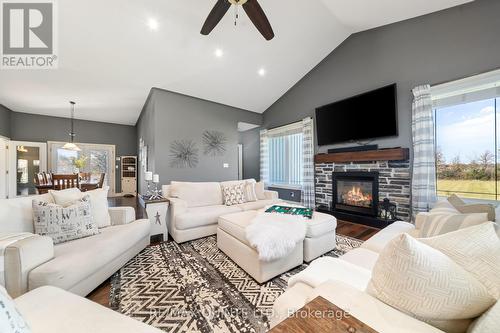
[110,235,362,333]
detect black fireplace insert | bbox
[332,171,379,217]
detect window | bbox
[267,123,303,187]
[432,70,500,201]
[48,142,116,193]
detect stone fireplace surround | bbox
[315,158,411,222]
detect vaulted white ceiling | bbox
[0,0,473,125]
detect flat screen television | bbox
[315,84,398,146]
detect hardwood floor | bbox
[87,197,380,307]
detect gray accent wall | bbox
[9,112,137,193]
[238,127,261,181]
[263,0,500,154]
[137,88,262,193]
[0,104,11,138]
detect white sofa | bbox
[271,201,500,332]
[162,180,280,243]
[15,286,162,333]
[0,193,150,298]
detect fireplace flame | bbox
[342,186,372,207]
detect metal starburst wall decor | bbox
[169,140,199,168]
[203,130,227,157]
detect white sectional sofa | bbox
[15,286,162,333]
[0,193,150,298]
[272,200,500,332]
[162,180,280,243]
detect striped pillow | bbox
[244,182,257,202]
[417,212,489,238]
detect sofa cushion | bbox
[416,212,488,238]
[28,219,150,291]
[340,247,379,271]
[468,301,500,333]
[236,199,277,211]
[32,195,99,245]
[420,222,500,300]
[0,194,54,233]
[218,210,258,247]
[176,205,241,230]
[0,285,31,333]
[361,221,415,254]
[288,256,372,291]
[170,182,223,207]
[15,286,162,333]
[367,234,495,333]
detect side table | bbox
[138,196,169,243]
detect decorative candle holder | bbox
[148,174,164,200]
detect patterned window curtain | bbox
[411,85,437,220]
[302,118,315,208]
[259,130,269,185]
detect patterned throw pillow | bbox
[222,183,245,206]
[0,285,32,333]
[416,212,488,238]
[32,195,99,245]
[367,234,496,333]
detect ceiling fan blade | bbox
[242,0,274,41]
[201,0,231,35]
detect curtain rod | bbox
[412,65,500,91]
[266,117,313,131]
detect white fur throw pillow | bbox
[367,234,496,333]
[33,195,99,244]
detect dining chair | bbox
[35,172,53,194]
[34,173,45,186]
[52,174,80,190]
[79,172,92,182]
[98,173,106,188]
[43,172,52,185]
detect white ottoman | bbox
[217,211,304,283]
[256,207,338,262]
[303,211,337,262]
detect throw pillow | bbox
[32,195,99,245]
[468,301,500,333]
[50,187,111,228]
[420,222,500,299]
[448,194,466,207]
[84,186,111,228]
[255,181,266,200]
[416,212,489,238]
[448,194,496,221]
[49,187,82,207]
[367,234,495,333]
[222,183,245,206]
[244,181,257,202]
[0,285,31,333]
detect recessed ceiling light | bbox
[258,68,266,77]
[147,18,159,31]
[214,48,224,58]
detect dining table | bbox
[79,180,100,192]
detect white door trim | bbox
[8,141,47,198]
[0,138,8,199]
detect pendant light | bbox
[62,101,81,151]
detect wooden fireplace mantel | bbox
[315,148,409,164]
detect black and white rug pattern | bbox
[110,235,362,333]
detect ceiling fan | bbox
[201,0,275,41]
